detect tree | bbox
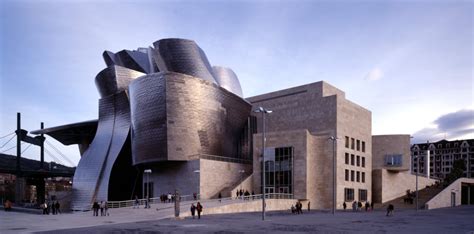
[445,159,466,185]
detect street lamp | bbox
[194,170,200,200]
[413,155,419,211]
[254,106,272,221]
[328,136,338,215]
[144,169,152,208]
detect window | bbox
[345,188,354,201]
[345,170,349,181]
[351,138,355,149]
[345,153,349,164]
[356,140,360,151]
[351,170,355,181]
[345,136,349,148]
[362,141,365,152]
[357,156,360,166]
[356,171,360,182]
[362,157,366,167]
[358,189,367,201]
[362,172,365,183]
[385,154,403,166]
[351,154,355,165]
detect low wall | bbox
[372,169,437,203]
[425,177,474,210]
[181,199,296,217]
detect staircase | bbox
[379,185,444,210]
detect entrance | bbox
[451,192,456,207]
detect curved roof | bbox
[30,120,98,146]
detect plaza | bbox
[1,205,473,233]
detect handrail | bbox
[77,193,294,210]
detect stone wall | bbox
[372,135,411,171]
[425,177,474,209]
[372,169,437,203]
[190,199,297,216]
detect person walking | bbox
[343,202,347,210]
[42,202,48,215]
[55,201,61,214]
[196,202,203,219]
[386,204,394,216]
[100,201,105,216]
[358,201,362,211]
[134,196,139,209]
[365,201,370,212]
[190,203,196,219]
[352,201,357,212]
[167,193,172,203]
[105,201,109,216]
[308,201,311,212]
[218,192,222,202]
[51,201,56,215]
[92,201,99,216]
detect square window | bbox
[358,189,367,201]
[345,188,354,201]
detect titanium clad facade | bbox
[212,66,243,97]
[95,65,145,98]
[129,72,252,165]
[152,39,217,84]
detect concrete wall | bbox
[372,169,437,203]
[183,199,297,217]
[425,177,474,209]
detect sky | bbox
[0,0,473,166]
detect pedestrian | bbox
[371,202,374,211]
[4,199,12,211]
[358,201,362,211]
[196,202,203,219]
[92,201,99,216]
[168,193,172,203]
[190,203,196,219]
[42,201,48,215]
[55,201,61,214]
[51,201,56,215]
[251,191,255,200]
[386,204,394,216]
[134,196,139,209]
[352,201,357,212]
[308,201,311,212]
[343,202,347,210]
[105,201,109,216]
[235,190,239,199]
[218,192,222,202]
[100,201,105,216]
[47,200,51,214]
[365,201,370,212]
[291,205,295,214]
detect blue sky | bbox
[1,0,473,166]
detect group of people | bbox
[160,193,176,203]
[41,200,61,215]
[236,189,254,200]
[342,201,373,212]
[290,201,305,214]
[92,201,109,216]
[190,202,203,219]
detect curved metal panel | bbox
[152,39,217,84]
[129,72,251,165]
[95,65,145,98]
[96,91,131,201]
[71,95,115,210]
[129,73,168,165]
[212,66,243,97]
[116,50,151,74]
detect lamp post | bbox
[328,136,338,215]
[194,170,200,200]
[414,155,419,211]
[254,106,272,221]
[144,169,152,208]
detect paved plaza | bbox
[1,205,473,233]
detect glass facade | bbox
[262,147,293,194]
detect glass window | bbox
[356,140,360,151]
[362,157,366,167]
[362,172,365,183]
[351,170,354,181]
[263,147,293,195]
[351,138,355,149]
[344,188,354,201]
[357,156,360,167]
[345,169,349,181]
[345,153,349,164]
[362,141,365,152]
[385,154,403,166]
[356,171,360,182]
[345,136,349,148]
[358,189,367,201]
[351,154,355,165]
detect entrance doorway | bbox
[451,192,456,207]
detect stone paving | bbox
[2,204,474,233]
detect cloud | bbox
[412,109,474,143]
[365,68,383,81]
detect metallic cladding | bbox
[129,72,251,165]
[152,39,217,84]
[95,65,145,98]
[212,66,243,97]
